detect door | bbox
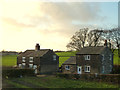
[77,66,82,74]
[35,69,37,74]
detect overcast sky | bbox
[0,0,118,51]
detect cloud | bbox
[2,17,35,28]
[1,1,105,51]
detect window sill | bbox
[65,69,70,70]
[85,71,90,72]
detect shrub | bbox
[2,68,35,78]
[111,65,120,74]
[56,73,120,84]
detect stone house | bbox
[61,56,76,74]
[76,46,113,74]
[62,44,113,74]
[17,44,59,74]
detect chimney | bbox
[35,43,40,51]
[104,40,107,47]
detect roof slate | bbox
[18,49,50,57]
[76,46,106,55]
[63,56,76,65]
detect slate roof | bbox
[18,49,50,57]
[62,56,76,65]
[76,46,106,55]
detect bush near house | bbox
[111,65,120,74]
[2,68,35,78]
[56,73,120,85]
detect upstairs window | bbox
[65,65,70,70]
[84,66,90,72]
[29,57,33,62]
[22,57,26,62]
[53,55,56,61]
[84,55,90,60]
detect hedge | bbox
[56,73,120,84]
[2,68,35,78]
[111,65,120,74]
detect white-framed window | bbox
[33,65,37,69]
[84,66,90,72]
[29,57,33,62]
[22,63,26,68]
[22,57,26,62]
[65,65,70,70]
[29,64,33,69]
[109,55,112,60]
[53,55,56,60]
[84,55,90,60]
[19,64,22,67]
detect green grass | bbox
[2,55,17,66]
[59,57,70,67]
[5,79,28,88]
[3,76,118,88]
[56,51,76,67]
[56,51,77,57]
[113,50,120,65]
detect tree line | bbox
[66,27,120,57]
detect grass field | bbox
[2,75,119,88]
[113,50,120,65]
[2,50,120,67]
[2,55,17,67]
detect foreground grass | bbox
[3,76,118,88]
[5,79,28,88]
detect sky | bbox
[0,0,119,52]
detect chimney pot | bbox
[104,40,107,47]
[35,43,40,51]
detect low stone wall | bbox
[56,73,120,85]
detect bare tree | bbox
[66,28,103,51]
[101,27,120,57]
[87,29,103,47]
